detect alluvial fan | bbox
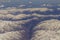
[31,19,60,40]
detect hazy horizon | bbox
[0,0,60,4]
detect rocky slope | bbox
[0,8,60,40]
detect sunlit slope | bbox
[0,8,60,21]
[31,19,60,40]
[0,8,60,40]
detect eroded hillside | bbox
[0,8,60,40]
